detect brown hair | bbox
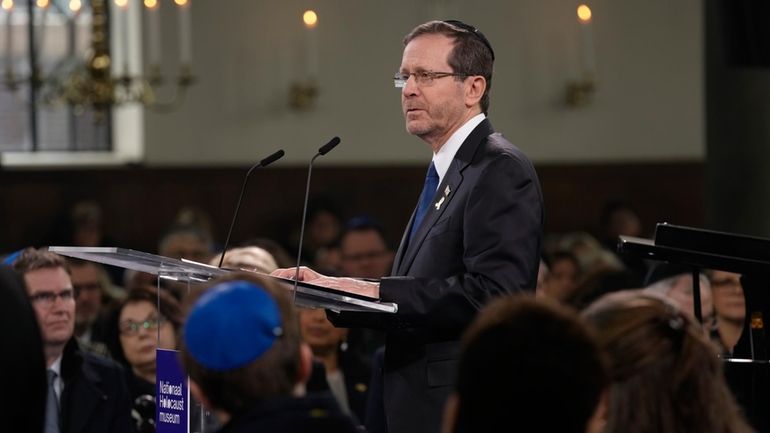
[453,296,607,433]
[583,291,755,433]
[404,20,494,114]
[180,272,301,415]
[121,286,183,330]
[12,247,69,275]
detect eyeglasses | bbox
[29,289,75,308]
[119,316,162,336]
[394,71,468,88]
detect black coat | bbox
[217,394,359,433]
[59,338,135,433]
[331,119,544,433]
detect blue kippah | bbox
[1,250,22,265]
[184,280,283,371]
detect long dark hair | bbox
[583,291,755,433]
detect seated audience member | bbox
[124,224,215,294]
[444,296,608,433]
[181,274,359,433]
[338,217,394,280]
[541,251,581,302]
[305,201,344,267]
[709,270,746,354]
[158,224,213,264]
[113,287,182,431]
[245,237,294,268]
[558,231,624,277]
[644,263,715,328]
[337,217,392,356]
[0,265,47,433]
[583,291,755,433]
[212,246,279,274]
[298,307,371,422]
[599,200,647,280]
[12,248,133,433]
[50,200,125,285]
[69,259,121,354]
[554,232,640,305]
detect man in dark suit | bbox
[13,248,134,433]
[274,20,543,433]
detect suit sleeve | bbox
[330,153,543,333]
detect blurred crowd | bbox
[0,197,756,433]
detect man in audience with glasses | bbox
[12,247,134,433]
[275,20,543,433]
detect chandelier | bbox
[2,0,194,120]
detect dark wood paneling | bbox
[0,162,704,254]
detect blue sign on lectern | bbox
[156,349,189,433]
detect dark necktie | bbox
[409,162,439,241]
[46,369,60,433]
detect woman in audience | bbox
[540,251,581,302]
[299,307,371,424]
[107,286,182,432]
[709,270,746,354]
[583,291,755,433]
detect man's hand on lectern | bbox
[271,267,380,299]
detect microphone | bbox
[218,149,285,268]
[293,137,341,296]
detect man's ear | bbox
[297,342,314,385]
[586,388,609,433]
[441,392,460,433]
[464,76,486,109]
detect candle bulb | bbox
[112,0,129,76]
[3,0,13,77]
[176,0,192,66]
[577,4,596,79]
[144,0,161,68]
[69,0,82,59]
[303,9,318,80]
[36,0,49,58]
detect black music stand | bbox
[618,223,770,431]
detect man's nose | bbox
[402,75,419,96]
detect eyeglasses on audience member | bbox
[119,315,163,336]
[29,289,75,308]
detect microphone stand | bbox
[218,149,285,268]
[293,136,341,301]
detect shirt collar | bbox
[49,354,63,376]
[432,113,486,184]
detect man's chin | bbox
[45,327,75,344]
[406,122,430,137]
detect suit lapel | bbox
[392,119,494,276]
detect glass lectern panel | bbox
[50,246,397,433]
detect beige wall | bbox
[144,0,704,166]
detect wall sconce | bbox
[566,3,596,107]
[290,9,318,110]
